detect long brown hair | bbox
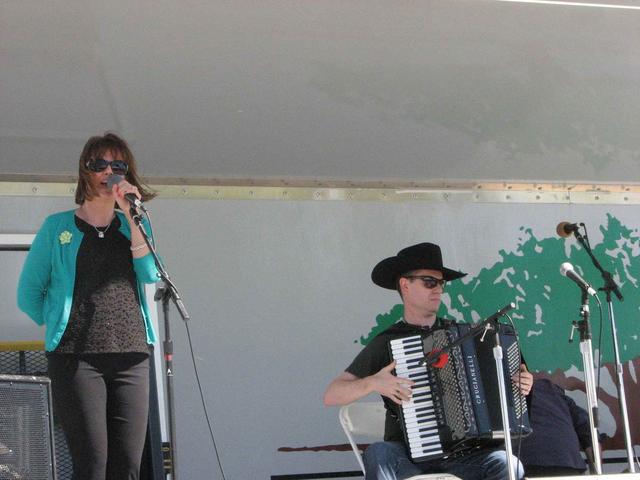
[75,132,156,205]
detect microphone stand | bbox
[485,320,518,480]
[569,288,602,474]
[130,206,190,480]
[422,303,520,480]
[572,228,635,472]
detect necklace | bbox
[93,216,115,239]
[76,207,115,239]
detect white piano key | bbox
[391,335,446,462]
[396,368,423,375]
[411,445,443,456]
[406,423,438,433]
[406,424,438,434]
[413,436,442,447]
[405,416,436,428]
[405,409,436,419]
[390,337,421,347]
[404,410,436,421]
[410,385,431,394]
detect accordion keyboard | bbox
[390,335,444,461]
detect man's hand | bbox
[511,363,533,396]
[369,361,415,405]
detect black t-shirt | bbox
[346,318,450,443]
[54,215,149,354]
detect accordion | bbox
[389,323,531,462]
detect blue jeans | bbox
[363,441,524,480]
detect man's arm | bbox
[323,361,414,406]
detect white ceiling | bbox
[1,0,639,184]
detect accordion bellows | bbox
[389,323,531,462]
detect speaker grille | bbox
[0,350,72,480]
[0,375,55,480]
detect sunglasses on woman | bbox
[86,158,129,175]
[403,275,447,289]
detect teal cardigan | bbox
[17,209,159,351]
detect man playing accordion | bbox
[324,242,533,480]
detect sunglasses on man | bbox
[403,275,447,289]
[86,158,129,176]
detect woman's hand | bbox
[112,180,141,218]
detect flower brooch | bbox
[59,231,72,245]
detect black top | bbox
[53,215,148,354]
[515,378,592,471]
[346,318,449,443]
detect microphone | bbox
[556,221,580,238]
[559,262,596,296]
[107,174,146,211]
[485,302,516,323]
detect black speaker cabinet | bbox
[0,374,56,480]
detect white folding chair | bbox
[338,401,461,480]
[339,401,386,473]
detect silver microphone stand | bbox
[484,323,518,480]
[605,293,636,472]
[570,289,602,474]
[130,206,190,480]
[572,227,635,472]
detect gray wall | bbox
[2,195,638,478]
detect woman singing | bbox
[17,132,158,480]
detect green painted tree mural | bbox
[361,214,639,449]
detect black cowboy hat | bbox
[371,242,467,290]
